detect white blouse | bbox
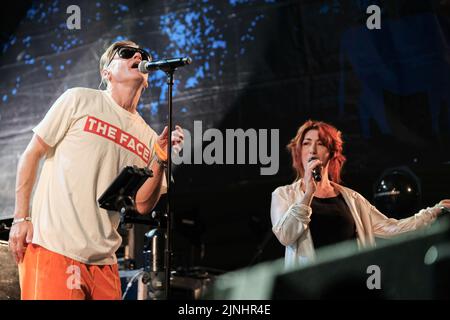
[271,179,440,268]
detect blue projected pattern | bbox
[147,0,269,114]
[1,0,448,135]
[0,0,278,118]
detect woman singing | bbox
[271,120,450,267]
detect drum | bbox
[0,240,20,300]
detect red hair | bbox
[287,120,346,184]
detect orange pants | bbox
[18,244,122,300]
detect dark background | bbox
[1,0,449,273]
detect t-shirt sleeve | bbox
[33,89,78,147]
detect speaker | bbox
[208,217,450,299]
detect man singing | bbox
[8,40,184,300]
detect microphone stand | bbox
[146,58,191,300]
[163,69,175,300]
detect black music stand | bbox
[98,166,153,224]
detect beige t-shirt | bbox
[31,87,165,265]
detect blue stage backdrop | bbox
[1,0,449,270]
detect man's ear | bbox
[101,68,109,81]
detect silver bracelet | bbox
[12,217,32,225]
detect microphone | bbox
[309,157,322,182]
[138,57,192,73]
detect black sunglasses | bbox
[106,46,152,67]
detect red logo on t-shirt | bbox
[84,116,150,163]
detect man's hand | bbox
[157,125,184,155]
[9,221,33,264]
